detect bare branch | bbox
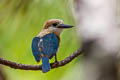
[0,48,83,70]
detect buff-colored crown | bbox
[43,19,63,29]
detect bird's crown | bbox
[43,19,63,29]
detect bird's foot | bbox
[54,60,58,64]
[55,60,58,63]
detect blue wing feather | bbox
[32,33,59,62]
[31,37,41,62]
[40,33,59,58]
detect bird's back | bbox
[40,33,59,58]
[32,33,59,62]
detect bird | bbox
[31,19,73,73]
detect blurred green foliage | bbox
[0,0,79,80]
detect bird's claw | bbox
[55,60,58,63]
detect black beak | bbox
[58,24,73,28]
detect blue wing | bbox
[39,33,59,58]
[32,37,41,62]
[32,33,59,62]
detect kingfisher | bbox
[31,19,73,73]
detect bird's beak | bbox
[58,24,73,29]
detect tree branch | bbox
[0,48,83,70]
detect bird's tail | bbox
[42,56,51,73]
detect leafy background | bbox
[0,0,80,80]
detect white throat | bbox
[49,27,63,35]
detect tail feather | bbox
[42,57,51,73]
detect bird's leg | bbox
[55,54,58,63]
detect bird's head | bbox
[43,19,73,35]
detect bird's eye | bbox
[52,23,57,26]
